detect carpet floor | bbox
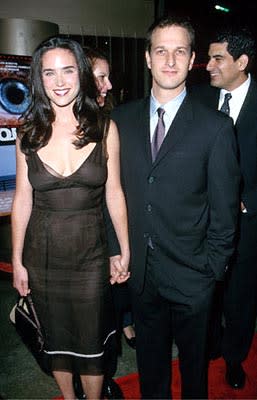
[53,336,257,399]
[114,335,257,399]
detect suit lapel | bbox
[137,97,153,166]
[151,96,193,167]
[236,80,256,129]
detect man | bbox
[110,16,240,399]
[200,26,257,389]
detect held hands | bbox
[12,263,30,297]
[110,254,130,285]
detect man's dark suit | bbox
[193,80,257,365]
[111,93,240,399]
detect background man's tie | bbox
[152,107,165,161]
[220,93,232,115]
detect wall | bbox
[0,0,154,38]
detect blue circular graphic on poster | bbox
[0,79,30,114]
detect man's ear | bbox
[145,50,151,70]
[188,51,196,71]
[238,54,249,71]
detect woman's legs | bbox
[54,370,104,400]
[123,323,135,339]
[81,374,104,400]
[123,311,136,349]
[53,370,76,400]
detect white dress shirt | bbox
[150,88,186,142]
[219,74,251,124]
[219,74,251,213]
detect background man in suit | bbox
[111,16,240,399]
[202,26,257,389]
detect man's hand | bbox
[110,255,130,284]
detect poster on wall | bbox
[0,54,31,189]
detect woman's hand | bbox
[109,254,130,285]
[12,263,30,296]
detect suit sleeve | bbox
[207,119,241,280]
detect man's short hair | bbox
[210,25,256,72]
[145,15,195,54]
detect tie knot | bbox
[224,93,232,101]
[157,107,165,118]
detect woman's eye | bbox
[65,68,74,74]
[44,71,54,77]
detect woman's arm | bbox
[105,120,130,284]
[11,138,33,296]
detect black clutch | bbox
[10,294,52,376]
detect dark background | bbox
[13,1,249,107]
[72,0,257,103]
[157,0,257,85]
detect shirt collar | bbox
[150,88,187,118]
[220,74,251,101]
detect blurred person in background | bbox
[195,25,257,390]
[73,46,135,400]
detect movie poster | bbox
[0,54,31,182]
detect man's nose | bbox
[206,59,214,71]
[166,52,175,67]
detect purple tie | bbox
[152,107,165,161]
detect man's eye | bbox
[176,49,186,56]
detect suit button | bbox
[147,204,152,212]
[148,176,155,183]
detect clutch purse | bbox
[10,294,52,376]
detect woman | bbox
[11,36,130,400]
[84,47,113,109]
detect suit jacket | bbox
[190,79,257,216]
[111,94,240,303]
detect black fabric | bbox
[190,82,257,364]
[131,248,214,399]
[110,94,240,399]
[22,142,115,375]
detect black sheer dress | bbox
[23,142,115,374]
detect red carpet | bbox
[115,335,257,399]
[0,261,12,273]
[51,334,257,399]
[1,263,256,399]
